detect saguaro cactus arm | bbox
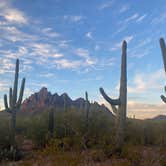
[160,38,166,73]
[111,105,118,115]
[17,78,25,107]
[161,95,166,103]
[99,88,120,105]
[4,94,9,109]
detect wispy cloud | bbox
[39,73,55,78]
[136,14,147,23]
[119,5,130,14]
[54,59,82,69]
[0,1,28,24]
[98,1,113,10]
[85,32,93,40]
[124,13,139,23]
[110,35,134,51]
[128,69,165,94]
[75,48,96,65]
[64,15,85,22]
[99,97,166,119]
[0,26,36,42]
[127,101,166,119]
[41,27,60,38]
[151,13,166,24]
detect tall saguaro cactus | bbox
[99,41,127,150]
[159,38,166,103]
[4,59,25,146]
[85,91,90,129]
[83,91,90,149]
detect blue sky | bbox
[0,0,166,119]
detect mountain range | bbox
[21,87,111,114]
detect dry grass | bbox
[1,145,165,166]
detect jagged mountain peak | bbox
[21,87,112,116]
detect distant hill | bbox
[150,115,166,121]
[21,87,113,115]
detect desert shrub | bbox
[121,145,142,165]
[0,117,10,149]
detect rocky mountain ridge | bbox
[21,87,111,114]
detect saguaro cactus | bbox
[83,91,90,149]
[4,59,25,146]
[159,38,166,103]
[48,108,54,138]
[63,94,67,111]
[99,41,127,150]
[85,91,90,129]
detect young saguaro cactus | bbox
[159,38,166,103]
[4,59,25,146]
[99,41,127,150]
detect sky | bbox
[0,0,166,119]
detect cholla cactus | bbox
[99,41,127,150]
[159,38,166,103]
[4,59,25,146]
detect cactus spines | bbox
[159,38,166,103]
[3,59,26,146]
[99,40,127,150]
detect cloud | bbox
[0,58,15,74]
[119,5,130,14]
[29,43,64,59]
[98,1,113,10]
[0,82,9,92]
[64,15,84,22]
[124,13,139,23]
[54,59,82,69]
[151,13,166,24]
[128,69,165,94]
[136,14,147,23]
[75,48,96,65]
[2,9,27,24]
[0,26,36,42]
[41,28,60,38]
[99,97,166,119]
[39,73,55,78]
[0,1,28,24]
[110,35,134,51]
[85,32,93,39]
[127,101,166,119]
